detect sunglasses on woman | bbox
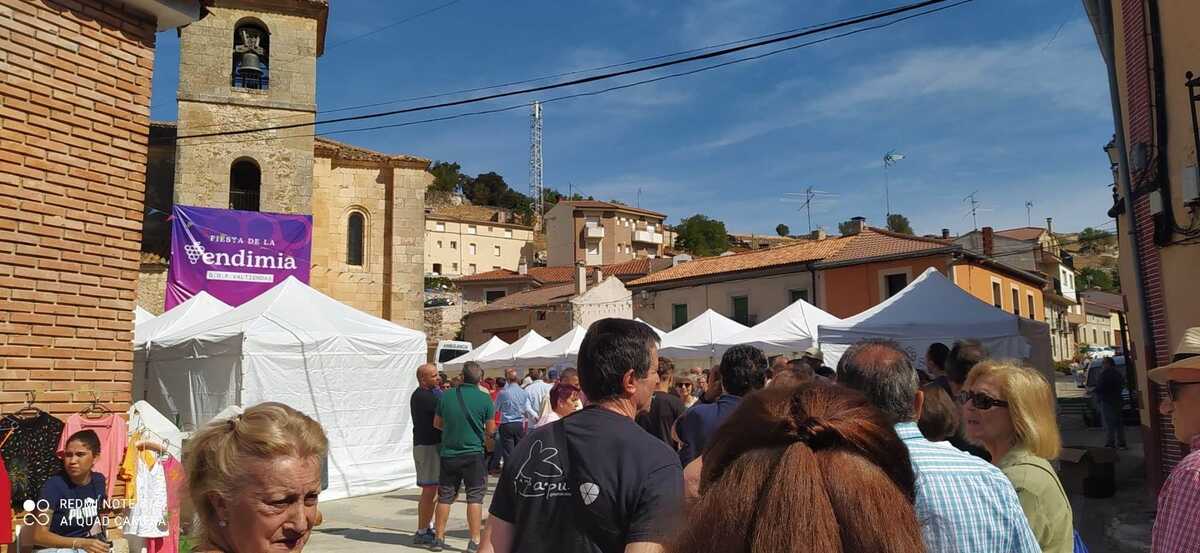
[958,390,1009,410]
[1167,380,1200,401]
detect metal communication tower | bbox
[529,102,544,228]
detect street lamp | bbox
[1104,138,1119,170]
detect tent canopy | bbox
[659,309,749,358]
[144,276,427,501]
[444,336,509,370]
[818,268,1031,371]
[635,318,669,340]
[478,330,549,370]
[134,306,155,326]
[516,326,587,368]
[134,291,231,349]
[715,298,840,355]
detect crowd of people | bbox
[163,319,1200,553]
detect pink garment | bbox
[147,457,183,553]
[534,409,561,428]
[56,414,128,496]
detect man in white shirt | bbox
[524,369,554,426]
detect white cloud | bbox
[692,18,1110,151]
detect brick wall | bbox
[0,0,156,416]
[1118,0,1178,487]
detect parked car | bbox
[424,297,454,308]
[434,340,473,370]
[1080,355,1137,426]
[1082,346,1116,360]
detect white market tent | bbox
[635,318,669,340]
[818,268,1041,375]
[134,291,232,349]
[715,298,840,356]
[133,291,232,406]
[659,309,749,359]
[144,276,427,501]
[443,335,510,370]
[133,306,155,326]
[516,325,588,368]
[478,330,550,370]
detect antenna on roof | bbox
[1025,201,1034,227]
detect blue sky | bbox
[150,0,1117,237]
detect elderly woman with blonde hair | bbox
[961,361,1073,553]
[185,402,329,553]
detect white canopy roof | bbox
[516,325,588,368]
[478,330,550,370]
[134,306,155,326]
[150,276,426,355]
[659,309,749,358]
[443,336,510,370]
[143,277,427,501]
[818,268,1030,370]
[635,318,669,340]
[134,291,231,349]
[716,298,840,355]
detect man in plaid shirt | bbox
[1149,327,1200,553]
[837,340,1039,553]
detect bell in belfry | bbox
[235,27,265,77]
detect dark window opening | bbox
[232,23,270,89]
[485,290,506,304]
[1012,288,1021,317]
[1027,296,1035,320]
[229,159,261,211]
[672,304,688,330]
[992,282,1003,308]
[432,263,442,274]
[732,296,749,325]
[884,273,908,298]
[789,289,808,304]
[346,212,364,266]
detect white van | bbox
[434,340,473,370]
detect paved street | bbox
[311,481,498,552]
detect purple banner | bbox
[166,205,312,310]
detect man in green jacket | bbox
[432,361,496,552]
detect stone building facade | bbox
[138,0,429,331]
[0,0,200,416]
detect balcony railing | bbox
[633,230,664,244]
[585,225,605,239]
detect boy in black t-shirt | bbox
[32,430,108,553]
[484,319,683,553]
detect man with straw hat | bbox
[1148,327,1200,553]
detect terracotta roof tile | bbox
[470,283,576,313]
[1081,290,1124,312]
[602,257,652,277]
[629,237,852,286]
[823,228,954,263]
[313,137,429,165]
[994,227,1046,241]
[557,200,666,219]
[454,261,650,286]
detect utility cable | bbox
[178,0,973,147]
[176,0,969,141]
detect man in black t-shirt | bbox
[636,358,685,449]
[409,363,443,545]
[484,318,683,553]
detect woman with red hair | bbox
[671,382,925,553]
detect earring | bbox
[218,520,228,527]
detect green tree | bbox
[428,161,466,194]
[1078,227,1114,253]
[1078,267,1115,291]
[886,213,914,235]
[838,220,857,235]
[674,215,730,257]
[776,224,790,237]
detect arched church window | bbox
[232,22,269,89]
[347,212,365,266]
[229,159,261,211]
